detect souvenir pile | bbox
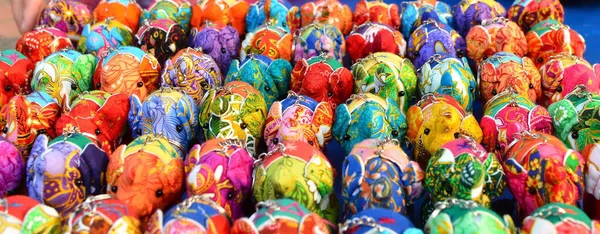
[1,0,600,232]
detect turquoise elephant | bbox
[140,0,192,32]
[246,0,299,33]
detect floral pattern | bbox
[352,0,400,29]
[247,0,300,33]
[526,19,586,69]
[452,0,507,37]
[507,0,564,32]
[147,195,231,233]
[300,0,353,35]
[240,23,293,62]
[78,18,134,57]
[399,0,454,39]
[93,0,143,34]
[407,20,466,69]
[135,19,187,66]
[0,50,33,106]
[190,0,249,37]
[466,17,527,63]
[294,23,346,63]
[425,198,515,234]
[0,195,61,233]
[141,0,192,32]
[539,54,600,106]
[15,27,73,64]
[38,0,92,42]
[521,203,600,234]
[63,195,141,234]
[346,22,406,63]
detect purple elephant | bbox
[453,0,507,37]
[407,20,466,69]
[0,136,24,197]
[189,23,240,76]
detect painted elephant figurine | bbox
[32,49,96,106]
[15,26,73,63]
[55,91,130,154]
[107,134,184,222]
[466,17,527,63]
[264,91,334,151]
[246,0,300,33]
[418,54,477,112]
[341,208,420,234]
[407,20,466,69]
[232,199,331,234]
[37,0,93,42]
[0,136,24,197]
[346,22,406,63]
[0,195,61,233]
[521,203,599,234]
[548,85,600,152]
[399,0,454,39]
[352,0,400,29]
[184,139,254,220]
[63,194,142,233]
[225,54,291,109]
[0,50,33,106]
[188,22,240,75]
[503,132,584,218]
[161,47,222,106]
[290,54,353,111]
[526,19,586,69]
[199,81,268,156]
[0,91,61,157]
[352,52,417,114]
[478,52,542,104]
[342,138,424,218]
[299,0,353,35]
[129,88,200,158]
[425,198,516,234]
[146,195,231,233]
[27,133,109,218]
[134,19,187,66]
[452,0,506,37]
[539,54,600,107]
[507,0,564,32]
[93,46,161,102]
[294,23,346,63]
[583,143,600,220]
[481,89,553,157]
[78,18,134,57]
[240,23,293,62]
[190,0,249,37]
[332,93,407,155]
[406,94,483,169]
[140,0,192,32]
[253,141,339,225]
[93,0,143,34]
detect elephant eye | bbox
[264,86,271,92]
[398,91,405,97]
[528,187,536,195]
[457,49,465,58]
[201,81,208,89]
[176,124,183,132]
[96,83,101,89]
[328,92,333,97]
[75,179,83,186]
[95,128,101,135]
[392,130,399,137]
[221,48,227,54]
[136,128,143,136]
[71,83,77,90]
[454,132,460,139]
[308,140,314,146]
[2,127,7,133]
[111,186,118,193]
[202,123,209,129]
[38,129,47,135]
[155,189,163,197]
[537,57,544,64]
[491,89,497,96]
[424,128,430,135]
[272,138,278,144]
[482,55,488,60]
[282,22,287,27]
[227,192,234,200]
[529,83,534,89]
[240,122,247,129]
[137,82,144,87]
[445,186,452,195]
[556,86,563,93]
[469,87,474,93]
[343,134,351,141]
[415,51,420,57]
[4,85,11,92]
[571,131,579,139]
[495,143,501,151]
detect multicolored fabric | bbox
[481,89,553,156]
[161,48,222,106]
[399,0,454,39]
[452,0,506,37]
[353,0,400,30]
[407,20,466,69]
[0,50,33,106]
[26,133,109,218]
[526,19,586,69]
[38,0,93,42]
[107,134,184,222]
[55,91,130,154]
[0,92,61,157]
[253,141,339,226]
[190,0,249,37]
[332,93,407,155]
[507,0,564,32]
[0,195,61,233]
[240,23,293,62]
[93,46,161,101]
[503,132,584,218]
[293,23,346,63]
[78,18,134,57]
[199,81,268,156]
[246,0,300,33]
[129,88,199,158]
[425,136,506,209]
[418,54,477,112]
[93,0,143,34]
[290,54,353,111]
[346,22,407,63]
[342,138,424,218]
[225,54,291,109]
[141,0,192,32]
[539,54,600,106]
[15,27,73,64]
[548,86,600,152]
[184,139,254,220]
[231,199,331,233]
[424,198,515,234]
[340,208,420,234]
[146,195,231,233]
[406,94,483,168]
[352,52,417,114]
[478,52,542,104]
[32,49,96,106]
[63,195,141,233]
[189,22,240,75]
[299,0,353,35]
[521,203,600,234]
[0,136,24,197]
[264,92,334,151]
[466,17,527,63]
[583,143,600,220]
[135,19,187,66]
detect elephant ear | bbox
[503,158,528,205]
[240,93,268,139]
[161,58,174,87]
[406,105,423,143]
[245,3,266,33]
[548,99,578,145]
[346,33,367,63]
[341,154,365,205]
[403,161,425,201]
[145,208,165,234]
[290,58,309,92]
[286,6,300,33]
[311,101,334,148]
[199,89,218,128]
[127,94,143,137]
[224,59,241,83]
[264,100,283,149]
[101,93,130,133]
[27,134,49,203]
[425,212,454,234]
[227,146,254,195]
[385,97,407,141]
[74,54,97,92]
[177,93,200,139]
[482,152,506,198]
[480,116,500,152]
[267,58,292,99]
[330,67,354,107]
[277,34,293,61]
[106,144,127,189]
[465,25,491,62]
[240,31,255,61]
[78,24,92,53]
[231,217,260,234]
[332,103,351,142]
[184,144,201,176]
[460,114,483,143]
[79,141,109,196]
[351,62,369,93]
